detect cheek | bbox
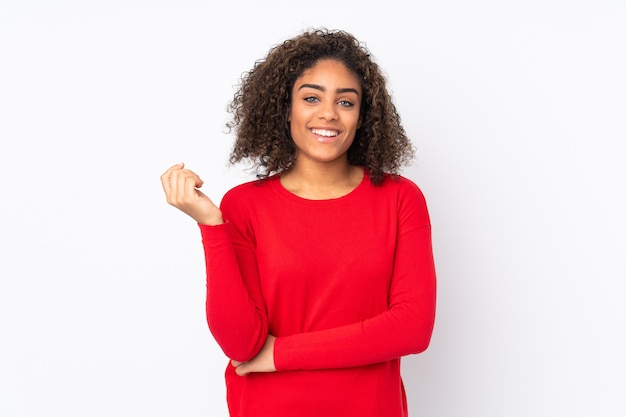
[288,106,310,128]
[348,113,361,130]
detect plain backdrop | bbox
[1,1,625,416]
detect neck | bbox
[280,159,364,200]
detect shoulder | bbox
[375,173,430,225]
[219,175,279,215]
[222,175,277,201]
[376,173,426,201]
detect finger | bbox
[231,360,242,367]
[161,162,185,182]
[160,162,184,199]
[182,170,203,189]
[185,174,200,201]
[176,168,188,201]
[170,169,204,205]
[235,364,249,376]
[168,167,180,204]
[174,169,203,200]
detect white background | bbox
[1,1,625,416]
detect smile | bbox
[310,128,339,137]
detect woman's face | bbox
[289,59,362,167]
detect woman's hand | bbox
[231,335,277,376]
[160,162,224,225]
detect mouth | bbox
[310,128,340,143]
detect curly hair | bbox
[226,28,415,185]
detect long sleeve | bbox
[273,181,436,371]
[201,220,268,363]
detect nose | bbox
[318,101,338,121]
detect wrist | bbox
[196,212,224,226]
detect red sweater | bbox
[200,170,436,416]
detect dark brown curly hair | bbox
[226,28,414,185]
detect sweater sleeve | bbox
[200,204,269,362]
[273,182,437,371]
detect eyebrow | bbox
[298,83,360,96]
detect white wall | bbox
[1,1,624,416]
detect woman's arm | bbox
[161,163,269,362]
[275,226,435,370]
[201,221,269,363]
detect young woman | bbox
[161,28,436,417]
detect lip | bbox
[310,127,341,144]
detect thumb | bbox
[195,188,208,199]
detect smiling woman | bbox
[282,59,364,197]
[160,28,436,417]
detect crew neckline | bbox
[270,167,370,205]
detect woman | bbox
[161,28,436,417]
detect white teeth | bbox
[311,128,338,137]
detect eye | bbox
[304,96,319,103]
[338,100,354,108]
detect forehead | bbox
[295,59,361,89]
